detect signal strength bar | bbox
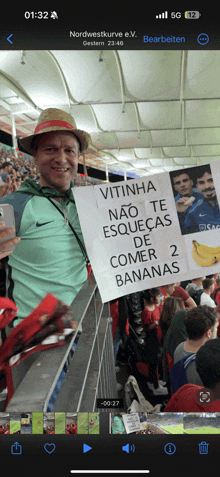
[156,11,168,19]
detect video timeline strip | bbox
[0,412,99,435]
[1,411,219,436]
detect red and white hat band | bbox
[34,119,76,134]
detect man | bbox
[173,305,218,387]
[176,164,220,234]
[0,108,91,327]
[170,169,203,233]
[0,162,13,185]
[170,282,196,309]
[186,277,204,294]
[158,283,176,312]
[207,273,220,296]
[200,278,216,308]
[111,412,125,434]
[164,338,220,412]
[185,277,205,305]
[170,169,203,205]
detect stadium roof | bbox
[1,50,220,177]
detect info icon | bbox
[196,388,214,406]
[164,443,176,455]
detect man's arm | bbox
[185,296,197,310]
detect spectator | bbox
[173,306,219,387]
[163,309,187,364]
[164,338,220,412]
[160,298,185,384]
[111,413,125,434]
[186,277,204,293]
[208,273,220,300]
[171,282,196,309]
[158,283,176,312]
[0,108,91,327]
[212,278,220,305]
[116,292,145,368]
[215,305,220,338]
[160,297,185,346]
[207,273,219,288]
[200,278,216,308]
[0,108,91,390]
[185,277,205,305]
[0,162,13,185]
[141,288,168,396]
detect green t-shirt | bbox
[111,415,125,434]
[0,180,88,325]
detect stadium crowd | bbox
[0,147,100,195]
[112,275,220,413]
[184,413,220,430]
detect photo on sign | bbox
[110,412,148,434]
[169,164,220,236]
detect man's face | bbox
[210,321,218,340]
[167,283,176,295]
[5,165,12,174]
[32,131,80,192]
[173,173,193,197]
[196,172,216,200]
[210,282,215,294]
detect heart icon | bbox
[44,443,56,454]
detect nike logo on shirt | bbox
[199,214,207,217]
[36,221,54,227]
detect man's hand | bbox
[0,175,21,199]
[0,224,20,260]
[176,196,193,213]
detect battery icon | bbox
[185,11,201,19]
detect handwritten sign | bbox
[122,413,142,434]
[73,162,220,303]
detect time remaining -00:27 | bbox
[96,399,123,408]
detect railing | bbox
[5,274,118,412]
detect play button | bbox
[83,444,92,454]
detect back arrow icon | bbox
[7,34,13,44]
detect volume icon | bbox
[156,11,168,19]
[122,444,135,453]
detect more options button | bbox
[197,33,209,45]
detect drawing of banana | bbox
[192,240,219,267]
[195,241,220,257]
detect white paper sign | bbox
[122,413,142,434]
[73,162,220,303]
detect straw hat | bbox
[19,108,91,155]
